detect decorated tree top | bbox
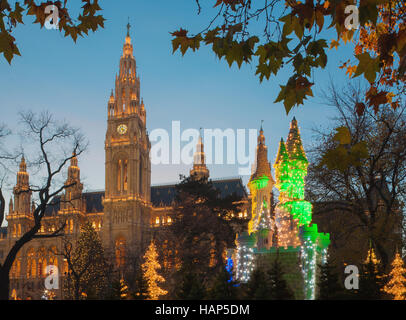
[286,117,307,164]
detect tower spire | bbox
[190,131,209,180]
[127,18,131,37]
[108,22,143,118]
[249,127,273,185]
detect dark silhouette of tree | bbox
[242,267,270,300]
[268,256,294,300]
[163,175,244,291]
[131,266,149,300]
[308,83,405,270]
[207,267,239,300]
[358,248,385,300]
[175,268,207,300]
[0,111,87,300]
[317,256,344,300]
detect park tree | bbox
[171,0,405,115]
[359,248,384,299]
[242,267,270,299]
[175,268,207,300]
[268,256,294,300]
[61,221,110,300]
[207,267,239,300]
[0,0,105,64]
[162,175,244,288]
[307,82,405,270]
[131,268,149,300]
[142,241,168,300]
[382,252,406,300]
[0,111,87,300]
[317,256,343,300]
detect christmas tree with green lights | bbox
[281,118,312,227]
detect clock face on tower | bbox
[117,124,128,135]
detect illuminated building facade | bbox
[0,26,249,300]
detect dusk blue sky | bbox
[0,0,355,203]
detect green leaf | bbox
[353,52,380,83]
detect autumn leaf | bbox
[330,39,339,50]
[333,126,351,145]
[366,89,389,112]
[345,65,357,77]
[353,52,380,82]
[355,102,366,116]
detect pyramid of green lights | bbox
[274,118,330,299]
[275,117,312,226]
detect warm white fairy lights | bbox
[300,239,317,300]
[235,244,255,283]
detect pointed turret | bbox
[12,156,31,215]
[190,132,209,180]
[249,127,274,187]
[248,125,275,238]
[275,138,289,167]
[61,153,83,212]
[274,138,291,199]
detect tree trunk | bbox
[0,268,10,300]
[75,281,80,300]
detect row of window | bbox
[154,216,172,226]
[9,219,101,240]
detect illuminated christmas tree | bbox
[359,247,384,299]
[383,252,406,300]
[119,278,129,299]
[282,117,312,227]
[142,241,168,300]
[235,234,255,282]
[274,137,301,248]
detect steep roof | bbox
[151,178,248,207]
[43,178,248,214]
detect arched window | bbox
[27,248,35,278]
[37,247,47,278]
[69,219,74,234]
[38,258,46,278]
[49,247,58,268]
[117,157,128,193]
[115,237,126,268]
[63,259,69,275]
[139,158,143,195]
[123,160,128,191]
[117,159,122,192]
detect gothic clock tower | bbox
[102,23,151,265]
